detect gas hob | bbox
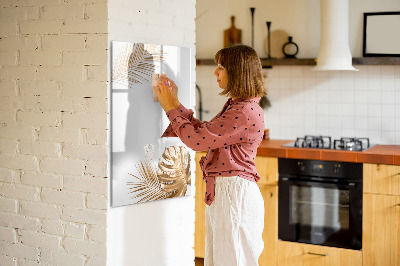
[282,135,375,151]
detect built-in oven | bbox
[278,158,363,250]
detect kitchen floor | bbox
[195,257,204,265]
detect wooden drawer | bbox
[277,241,362,266]
[364,164,400,196]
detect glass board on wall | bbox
[110,41,192,207]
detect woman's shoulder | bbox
[233,97,261,110]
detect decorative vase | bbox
[282,36,299,58]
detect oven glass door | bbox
[278,177,362,250]
[292,185,349,228]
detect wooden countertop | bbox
[257,139,400,165]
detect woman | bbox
[153,44,266,266]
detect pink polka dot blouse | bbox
[161,97,265,205]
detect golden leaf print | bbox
[157,146,191,198]
[112,43,165,87]
[127,146,191,203]
[127,160,167,203]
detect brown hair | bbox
[214,44,266,99]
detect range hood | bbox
[314,0,358,71]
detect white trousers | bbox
[205,176,265,266]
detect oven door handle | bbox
[280,177,357,189]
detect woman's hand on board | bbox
[165,77,180,109]
[153,76,175,113]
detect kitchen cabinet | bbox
[195,152,207,258]
[255,156,278,186]
[255,156,278,266]
[259,184,278,266]
[363,193,400,266]
[363,163,400,196]
[276,241,362,266]
[363,163,400,266]
[195,156,400,265]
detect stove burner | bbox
[333,137,370,151]
[295,135,332,149]
[286,136,372,151]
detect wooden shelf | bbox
[196,57,400,67]
[196,58,315,69]
[352,57,400,65]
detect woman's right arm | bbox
[161,102,203,138]
[174,102,202,128]
[161,76,203,137]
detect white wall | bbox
[107,1,196,266]
[196,0,400,58]
[196,0,318,59]
[197,65,400,145]
[263,65,400,144]
[196,0,400,145]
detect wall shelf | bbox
[352,57,400,65]
[196,57,400,67]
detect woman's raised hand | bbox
[163,76,180,109]
[153,76,175,113]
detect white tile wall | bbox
[196,65,400,145]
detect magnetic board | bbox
[110,42,192,207]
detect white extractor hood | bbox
[314,0,358,71]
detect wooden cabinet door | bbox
[255,156,278,186]
[363,193,400,266]
[194,152,207,258]
[259,185,278,266]
[364,164,400,196]
[276,241,362,266]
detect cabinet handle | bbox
[307,252,328,256]
[397,204,400,207]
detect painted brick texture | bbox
[0,0,108,265]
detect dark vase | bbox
[282,36,299,58]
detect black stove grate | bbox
[295,135,332,149]
[290,136,371,151]
[333,137,370,151]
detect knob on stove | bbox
[297,161,305,171]
[334,164,341,174]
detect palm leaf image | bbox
[127,160,167,203]
[127,146,191,203]
[157,146,191,198]
[112,43,165,87]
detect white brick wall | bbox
[64,222,85,239]
[0,226,17,243]
[40,249,85,266]
[0,0,108,265]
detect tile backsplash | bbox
[195,65,400,145]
